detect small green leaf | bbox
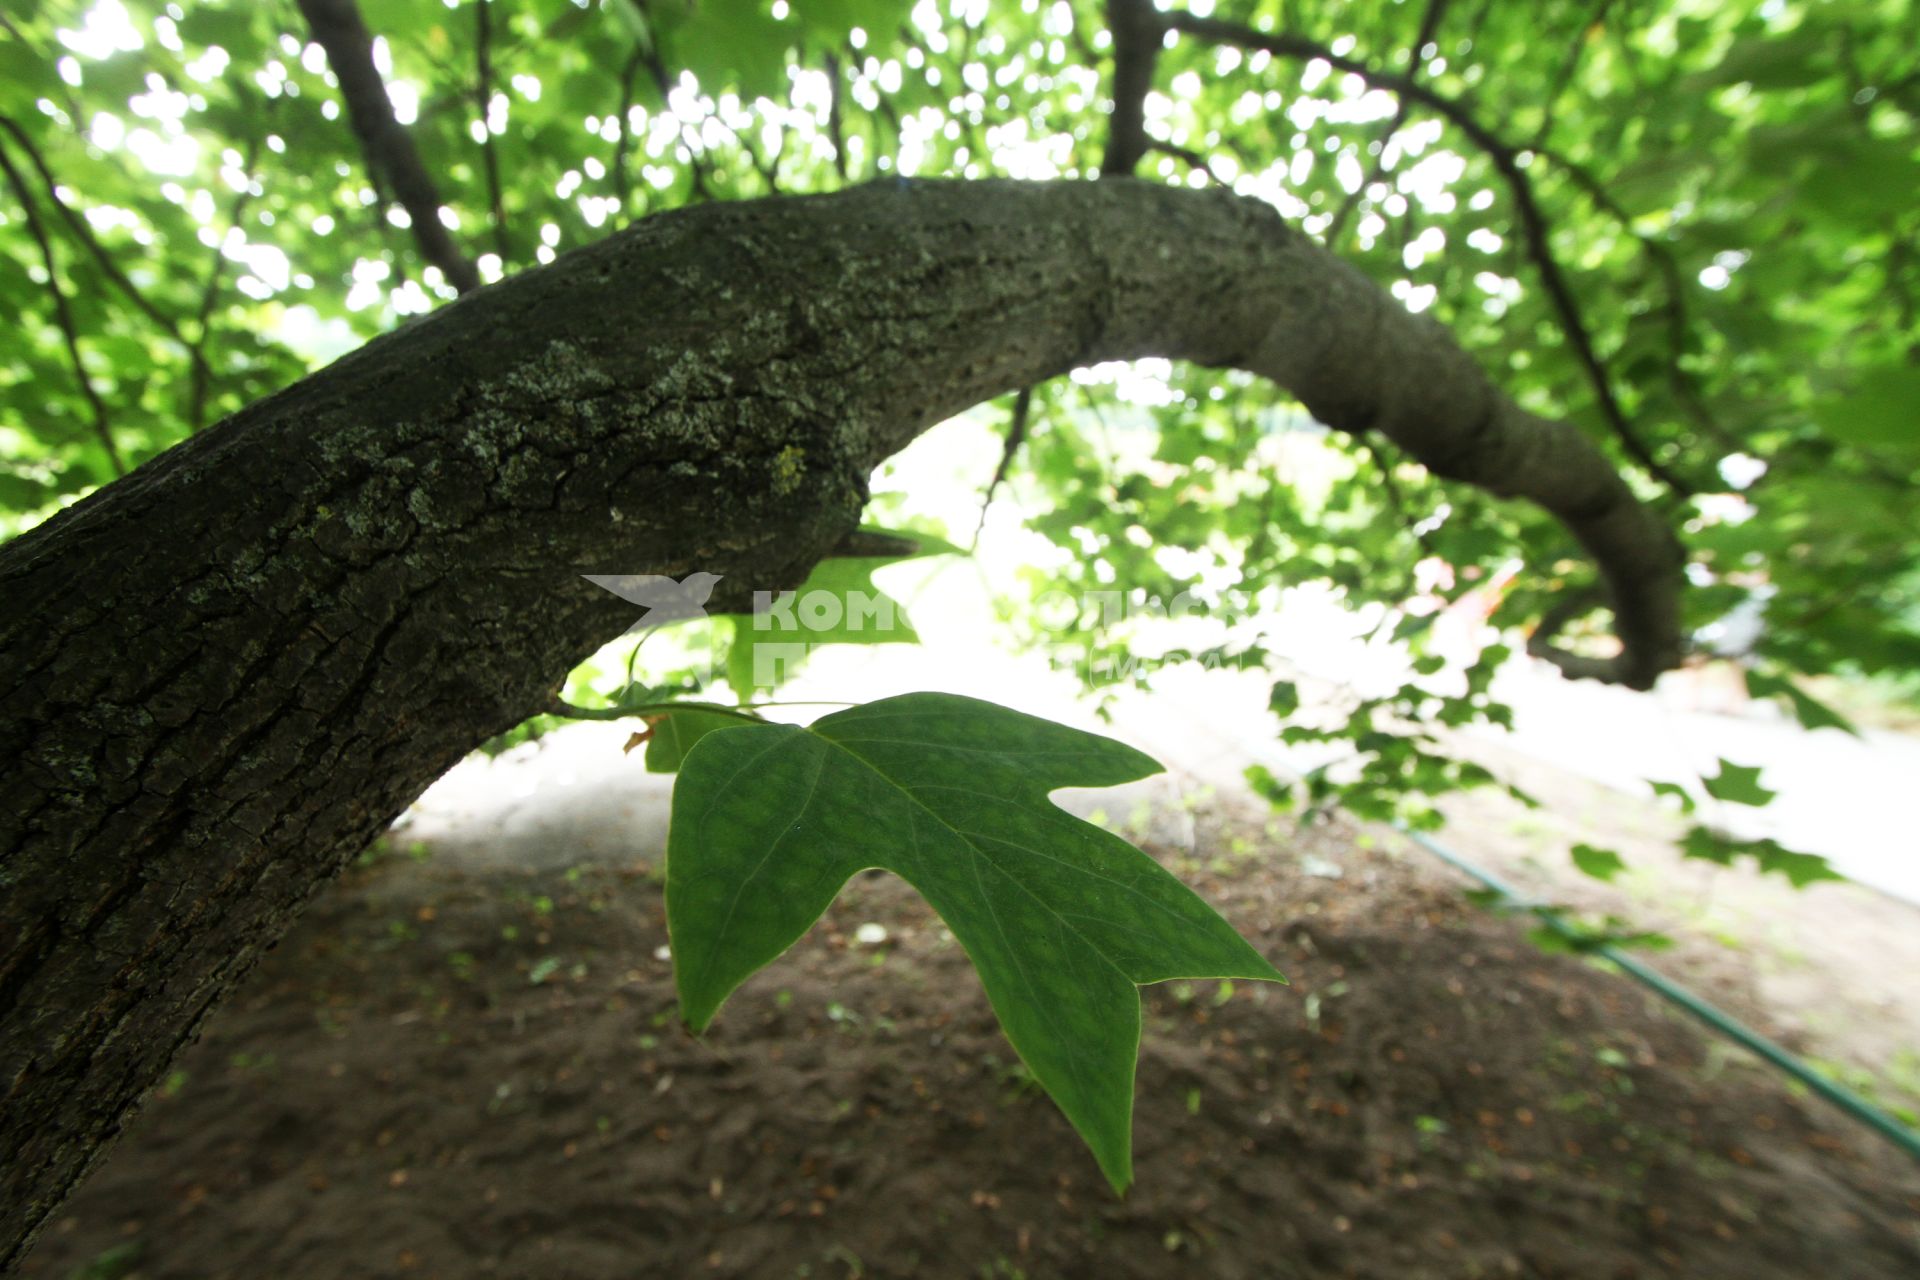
[1744,670,1860,737]
[1570,843,1627,882]
[666,693,1284,1192]
[1648,780,1697,815]
[1680,825,1842,888]
[644,709,748,774]
[1267,680,1300,717]
[1701,759,1777,807]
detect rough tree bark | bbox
[0,178,1683,1265]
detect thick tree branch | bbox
[1163,10,1697,497]
[296,0,482,293]
[1525,583,1612,679]
[0,179,1680,1263]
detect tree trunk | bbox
[0,178,1681,1264]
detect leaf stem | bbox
[543,697,857,724]
[544,698,764,723]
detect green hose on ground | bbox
[1394,824,1920,1165]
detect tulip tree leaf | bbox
[1680,825,1841,888]
[665,692,1285,1191]
[1570,843,1627,882]
[1649,780,1697,814]
[644,709,750,774]
[1702,759,1777,807]
[1743,669,1860,737]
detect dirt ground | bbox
[21,792,1920,1280]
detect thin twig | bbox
[0,14,85,124]
[824,51,850,182]
[1529,0,1617,148]
[872,93,904,167]
[972,386,1033,549]
[611,48,643,219]
[297,0,481,293]
[1325,0,1449,244]
[0,115,189,344]
[735,124,782,194]
[1524,583,1620,681]
[1164,10,1697,496]
[473,0,511,263]
[762,119,789,188]
[1146,140,1223,184]
[1534,145,1741,456]
[0,136,122,474]
[186,131,264,432]
[633,37,713,202]
[0,110,225,434]
[1367,435,1435,556]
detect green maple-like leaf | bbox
[643,708,750,774]
[1702,759,1777,808]
[1570,843,1627,882]
[1680,825,1842,888]
[1743,669,1860,737]
[665,692,1285,1191]
[1648,779,1698,814]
